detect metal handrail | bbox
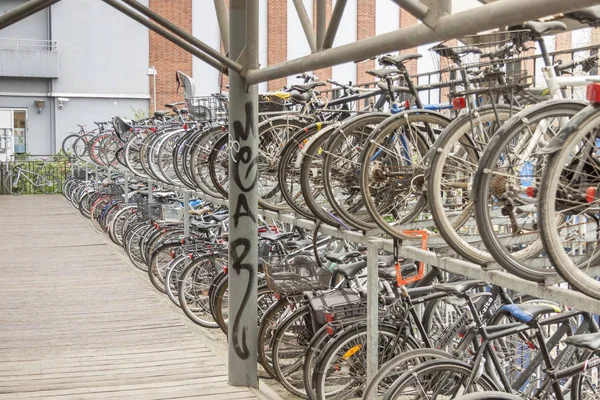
[0,38,57,51]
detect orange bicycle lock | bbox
[394,230,428,287]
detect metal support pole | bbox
[322,0,347,50]
[0,0,61,31]
[366,242,379,385]
[246,0,599,84]
[183,190,190,237]
[214,0,230,54]
[147,178,153,204]
[228,0,259,388]
[121,0,242,74]
[124,174,129,202]
[292,0,317,53]
[70,161,74,178]
[152,74,157,113]
[102,0,229,75]
[85,165,88,181]
[316,0,327,50]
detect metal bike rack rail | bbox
[7,0,600,387]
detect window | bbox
[13,110,26,154]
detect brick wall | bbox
[554,32,573,64]
[148,0,193,111]
[399,10,419,77]
[356,0,376,84]
[267,1,287,91]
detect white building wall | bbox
[192,2,221,96]
[287,0,313,86]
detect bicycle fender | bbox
[540,103,600,155]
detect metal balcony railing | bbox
[0,38,57,52]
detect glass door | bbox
[13,110,26,154]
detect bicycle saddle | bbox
[366,68,400,79]
[325,251,362,264]
[209,214,229,222]
[524,21,567,36]
[566,6,600,25]
[564,332,600,352]
[381,53,423,66]
[290,90,312,103]
[378,262,417,281]
[165,102,186,108]
[284,239,313,249]
[154,110,170,118]
[259,231,294,241]
[376,81,412,93]
[499,303,560,324]
[292,82,326,92]
[190,220,220,230]
[433,280,487,295]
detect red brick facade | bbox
[267,1,287,91]
[399,10,419,77]
[356,0,376,84]
[148,0,193,112]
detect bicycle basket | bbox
[137,202,163,220]
[162,204,183,223]
[430,31,534,101]
[259,94,287,112]
[262,254,331,295]
[186,96,229,123]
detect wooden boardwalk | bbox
[0,195,263,399]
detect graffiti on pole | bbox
[229,101,257,360]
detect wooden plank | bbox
[0,195,261,399]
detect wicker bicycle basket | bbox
[186,96,229,123]
[262,255,332,295]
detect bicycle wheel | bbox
[314,324,419,400]
[41,174,60,194]
[148,243,182,293]
[538,106,600,299]
[474,100,586,281]
[362,348,453,400]
[322,113,389,230]
[383,359,500,400]
[178,254,223,328]
[272,305,314,397]
[165,253,194,307]
[258,296,294,379]
[4,168,24,195]
[427,105,517,263]
[277,123,324,220]
[455,392,523,400]
[359,111,448,239]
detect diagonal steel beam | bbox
[292,0,317,53]
[316,0,327,50]
[214,0,230,54]
[102,0,229,75]
[322,0,347,50]
[0,0,61,31]
[247,0,599,84]
[121,0,242,74]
